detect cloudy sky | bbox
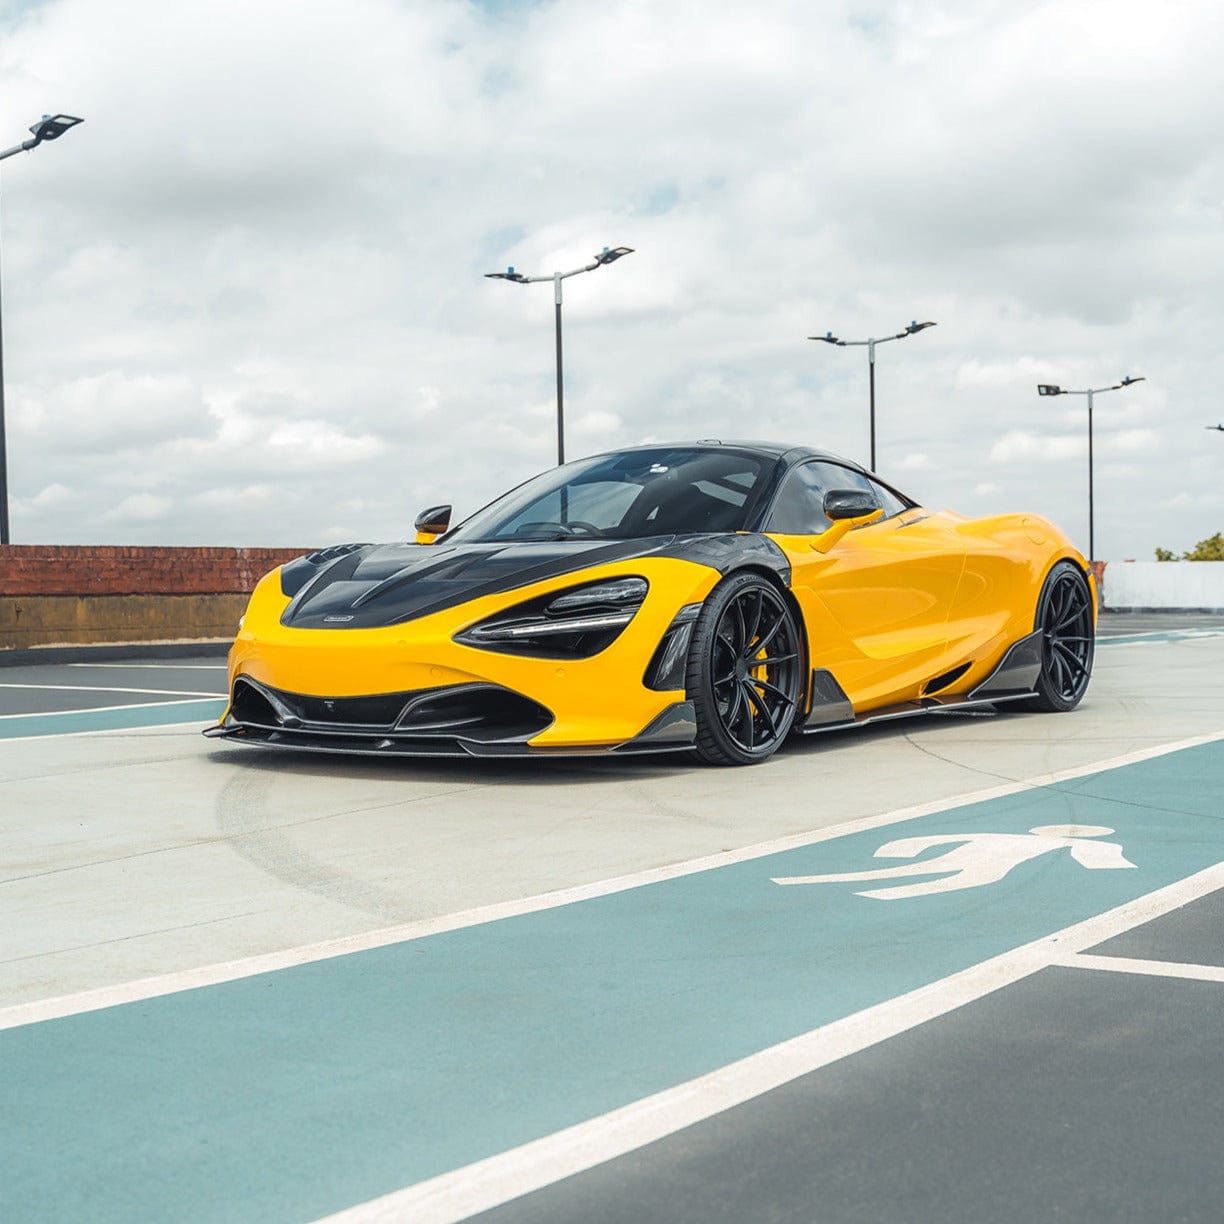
[1,0,1221,560]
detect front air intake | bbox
[227,676,552,747]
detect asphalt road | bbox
[3,619,1224,1222]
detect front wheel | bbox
[1015,560,1095,712]
[686,573,803,765]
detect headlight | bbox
[546,577,648,613]
[455,577,648,658]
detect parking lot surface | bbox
[3,618,1224,1221]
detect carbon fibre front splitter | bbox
[201,701,698,760]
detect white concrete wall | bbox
[1101,561,1224,611]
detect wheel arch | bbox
[1013,553,1096,712]
[716,560,813,715]
[1035,550,1099,623]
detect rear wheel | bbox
[1015,560,1095,712]
[686,573,803,765]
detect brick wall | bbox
[0,545,309,597]
[0,545,312,649]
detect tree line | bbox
[1155,532,1224,561]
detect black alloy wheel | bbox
[1016,560,1095,712]
[686,572,803,765]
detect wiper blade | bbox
[510,522,590,541]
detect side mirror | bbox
[824,490,878,520]
[811,489,883,553]
[414,504,451,545]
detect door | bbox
[766,461,966,710]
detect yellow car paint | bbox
[211,440,1096,762]
[225,555,722,749]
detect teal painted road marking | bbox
[4,738,1224,1222]
[0,698,225,740]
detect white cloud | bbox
[263,421,385,467]
[955,357,1053,391]
[989,431,1084,463]
[26,482,74,508]
[104,493,172,522]
[1161,489,1224,510]
[0,0,1221,559]
[1106,428,1158,454]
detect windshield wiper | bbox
[509,522,601,541]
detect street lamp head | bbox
[905,320,936,334]
[484,266,530,283]
[808,332,841,345]
[593,245,633,266]
[1037,384,1062,396]
[28,113,83,146]
[1118,375,1145,387]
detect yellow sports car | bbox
[205,442,1095,765]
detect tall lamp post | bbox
[485,245,633,466]
[809,320,936,471]
[0,113,84,546]
[1037,375,1145,562]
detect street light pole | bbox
[553,273,564,466]
[1088,388,1095,562]
[486,246,633,467]
[1037,375,1145,563]
[0,113,84,546]
[810,320,936,471]
[868,341,876,469]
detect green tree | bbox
[1183,532,1224,561]
[1154,532,1224,561]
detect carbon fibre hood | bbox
[278,534,790,629]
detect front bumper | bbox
[207,556,718,756]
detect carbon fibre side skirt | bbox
[799,629,1046,735]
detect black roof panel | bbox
[580,440,865,472]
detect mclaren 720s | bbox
[204,441,1096,766]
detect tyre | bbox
[686,572,803,765]
[1015,560,1095,712]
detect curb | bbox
[1100,607,1224,615]
[0,641,231,668]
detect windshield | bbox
[445,447,778,543]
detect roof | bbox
[582,439,864,471]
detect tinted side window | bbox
[868,478,911,519]
[766,462,877,534]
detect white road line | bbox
[320,859,1224,1224]
[0,683,222,697]
[1054,952,1224,983]
[67,663,227,670]
[3,728,1222,1034]
[0,697,223,721]
[0,719,221,744]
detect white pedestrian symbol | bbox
[772,824,1136,900]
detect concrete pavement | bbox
[3,626,1224,1221]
